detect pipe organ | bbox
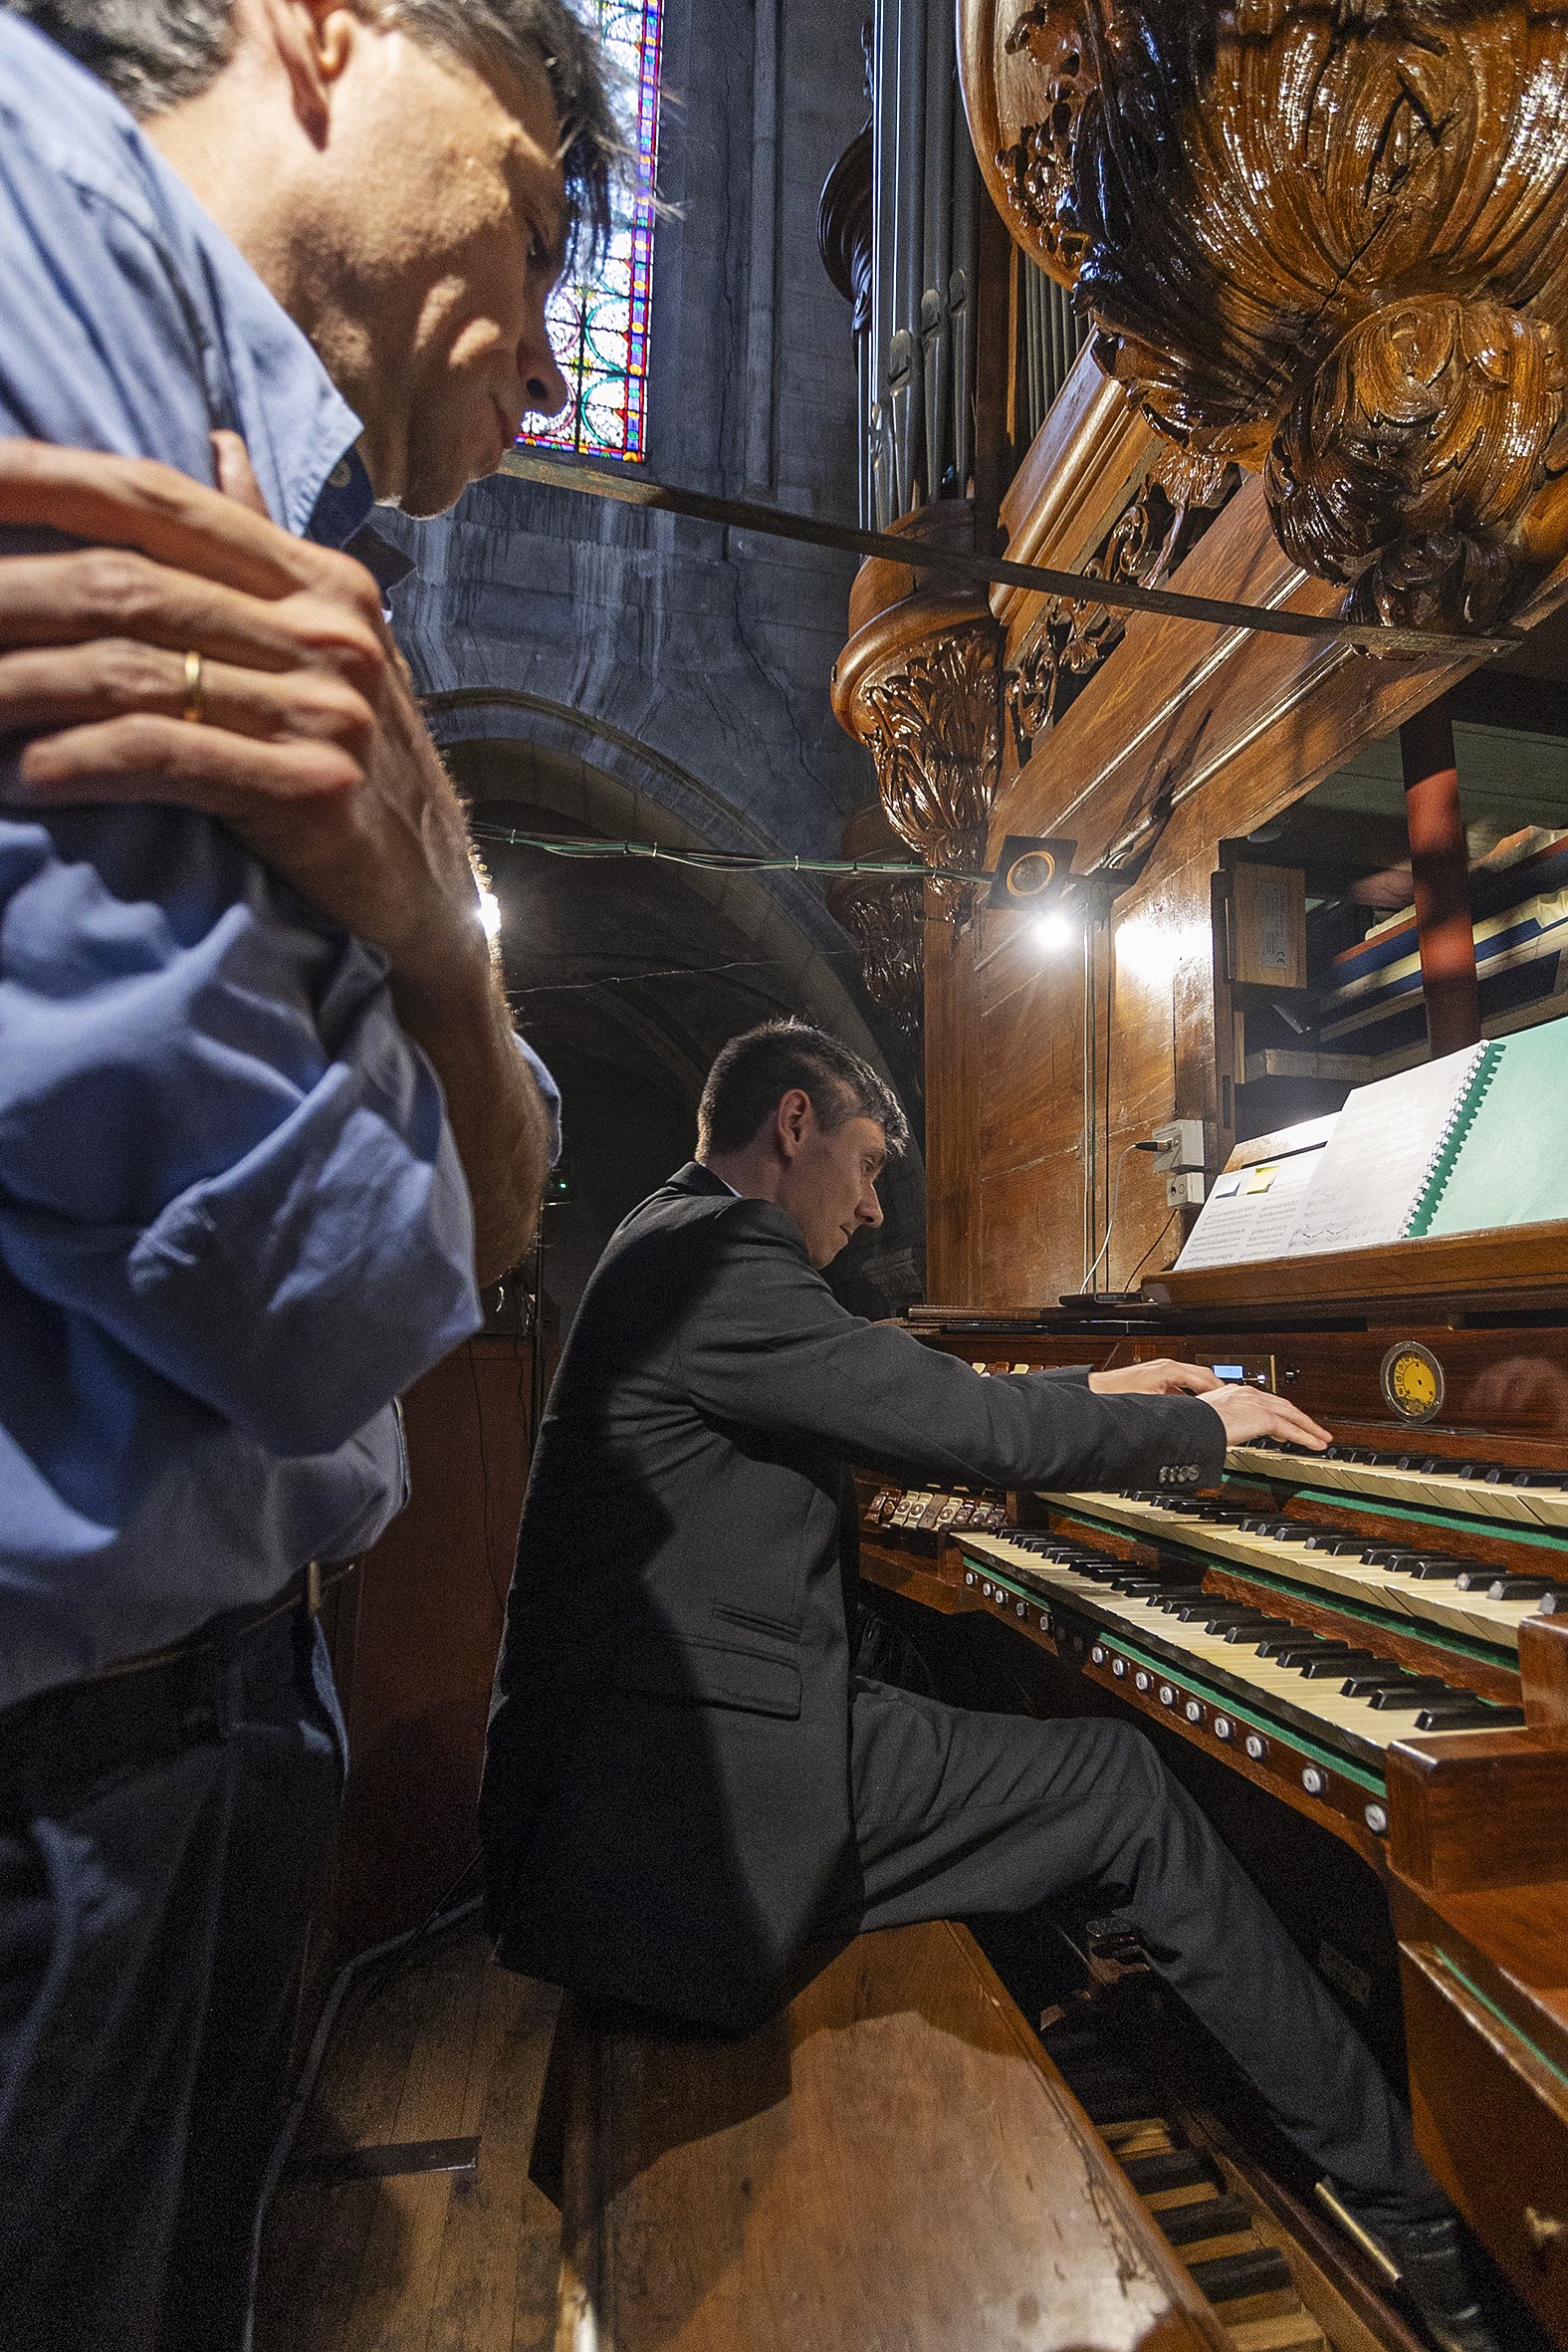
[819,4,1568,2341]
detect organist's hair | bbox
[6,0,622,259]
[698,1022,910,1161]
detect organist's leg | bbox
[847,1678,1444,2227]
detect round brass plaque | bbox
[1380,1340,1445,1425]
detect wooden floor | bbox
[255,1926,561,2352]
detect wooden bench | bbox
[532,1919,1232,2352]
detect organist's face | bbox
[779,1102,887,1270]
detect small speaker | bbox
[987,835,1078,910]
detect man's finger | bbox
[211,430,270,518]
[0,441,379,618]
[11,714,363,810]
[0,641,377,750]
[0,550,386,680]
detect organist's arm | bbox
[680,1203,1327,1493]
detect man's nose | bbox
[859,1185,884,1230]
[519,314,568,423]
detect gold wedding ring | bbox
[181,648,205,724]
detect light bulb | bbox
[477,887,502,939]
[1032,909,1076,951]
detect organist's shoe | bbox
[1375,2216,1502,2352]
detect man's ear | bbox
[774,1088,812,1160]
[254,0,357,146]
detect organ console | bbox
[855,1238,1568,2342]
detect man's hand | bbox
[1089,1359,1226,1397]
[1198,1386,1332,1452]
[0,438,549,1280]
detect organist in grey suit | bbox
[483,1021,1495,2352]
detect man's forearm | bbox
[391,951,550,1286]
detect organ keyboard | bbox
[860,1254,1568,2344]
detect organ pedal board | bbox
[1036,1922,1430,2352]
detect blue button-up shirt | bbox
[0,19,549,1707]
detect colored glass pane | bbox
[521,1,663,462]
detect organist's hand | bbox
[1089,1359,1225,1397]
[1198,1385,1331,1452]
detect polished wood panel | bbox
[326,1336,532,1960]
[1385,1732,1568,1897]
[1151,1224,1568,1319]
[552,1922,1231,2352]
[1392,1876,1568,2343]
[993,341,1154,629]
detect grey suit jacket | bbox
[480,1162,1224,2028]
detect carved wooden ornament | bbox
[960,0,1568,630]
[825,869,927,1046]
[858,625,1004,885]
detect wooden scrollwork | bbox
[825,868,927,1047]
[1008,444,1238,742]
[961,0,1568,630]
[831,505,1003,915]
[858,626,1003,888]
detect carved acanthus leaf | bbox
[858,625,1003,895]
[827,872,927,1047]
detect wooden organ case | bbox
[822,1,1568,2342]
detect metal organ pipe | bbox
[866,0,979,526]
[870,0,897,527]
[920,0,953,504]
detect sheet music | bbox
[1174,1145,1325,1272]
[1283,1046,1482,1258]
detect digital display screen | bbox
[1209,1363,1246,1382]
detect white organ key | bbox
[959,1530,1516,1770]
[1222,1445,1568,1531]
[1036,1491,1547,1654]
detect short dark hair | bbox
[697,1021,910,1160]
[7,0,623,258]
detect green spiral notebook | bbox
[1410,1021,1568,1239]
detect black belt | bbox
[0,1560,356,1815]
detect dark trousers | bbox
[846,1678,1445,2234]
[0,1603,343,2352]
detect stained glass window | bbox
[522,0,663,462]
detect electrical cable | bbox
[468,822,979,884]
[1079,1139,1161,1294]
[1125,1208,1180,1290]
[504,952,857,1001]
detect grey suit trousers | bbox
[843,1680,1443,2233]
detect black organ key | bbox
[1298,1649,1385,1679]
[1415,1701,1526,1731]
[1171,1600,1259,1624]
[1486,1576,1564,1600]
[1341,1673,1449,1699]
[1255,1637,1348,1662]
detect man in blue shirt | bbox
[0,5,618,2345]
